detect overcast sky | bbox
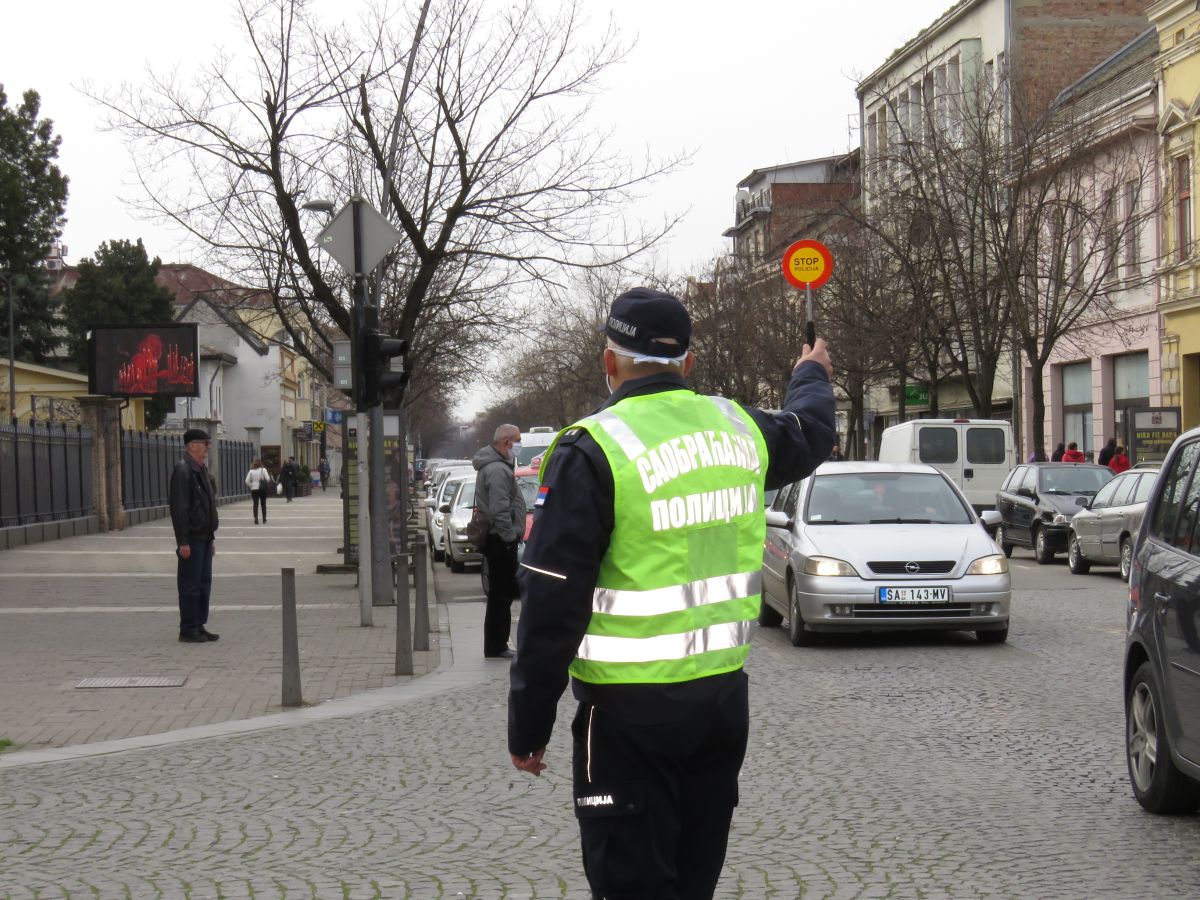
[5,0,954,278]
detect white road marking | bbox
[0,603,348,614]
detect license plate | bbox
[878,586,950,603]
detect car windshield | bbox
[516,474,539,510]
[516,443,551,466]
[804,472,973,525]
[1040,467,1112,495]
[453,482,476,509]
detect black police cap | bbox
[603,287,692,357]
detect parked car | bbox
[1067,465,1160,578]
[994,462,1114,563]
[425,471,471,562]
[877,418,1014,512]
[514,426,558,467]
[761,461,1010,645]
[443,481,483,573]
[1124,425,1200,813]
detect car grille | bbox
[866,560,956,575]
[851,602,974,618]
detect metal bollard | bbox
[413,533,430,651]
[281,567,302,707]
[394,551,414,677]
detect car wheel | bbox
[995,524,1013,558]
[1126,661,1200,813]
[1033,526,1054,564]
[976,624,1008,644]
[758,594,783,628]
[787,577,818,647]
[433,547,445,563]
[1120,537,1133,582]
[450,558,465,574]
[1067,533,1091,575]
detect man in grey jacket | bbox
[473,424,525,659]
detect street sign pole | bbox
[352,199,372,626]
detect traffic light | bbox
[360,328,409,409]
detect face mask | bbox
[509,442,522,460]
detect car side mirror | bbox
[439,503,451,514]
[979,510,1002,530]
[765,509,791,529]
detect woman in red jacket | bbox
[1062,442,1087,463]
[1109,445,1131,474]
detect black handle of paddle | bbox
[806,320,816,349]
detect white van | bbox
[877,418,1014,512]
[516,425,558,468]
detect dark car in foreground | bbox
[1125,426,1200,813]
[994,463,1113,563]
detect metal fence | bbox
[218,440,255,498]
[122,431,256,509]
[0,421,94,527]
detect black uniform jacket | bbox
[508,362,836,757]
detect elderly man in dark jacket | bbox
[473,424,526,659]
[170,428,220,643]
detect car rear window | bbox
[806,472,972,525]
[918,427,958,464]
[966,427,1006,464]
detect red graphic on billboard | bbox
[88,324,201,399]
[116,334,196,394]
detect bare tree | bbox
[94,0,681,401]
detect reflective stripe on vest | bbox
[591,408,646,459]
[577,620,753,664]
[592,570,762,617]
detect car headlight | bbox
[967,554,1008,575]
[803,556,858,577]
[452,525,467,538]
[1052,513,1071,526]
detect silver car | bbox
[444,481,483,573]
[1067,465,1160,579]
[425,471,471,561]
[761,462,1011,645]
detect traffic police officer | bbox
[508,287,836,899]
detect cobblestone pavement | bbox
[0,493,440,750]
[2,552,1199,897]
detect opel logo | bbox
[905,562,921,574]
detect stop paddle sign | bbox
[781,239,833,290]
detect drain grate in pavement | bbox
[75,676,188,689]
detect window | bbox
[966,427,1006,464]
[1133,474,1156,504]
[1109,473,1139,508]
[1175,155,1192,261]
[784,482,801,520]
[1149,441,1199,542]
[1061,361,1094,457]
[1172,460,1200,553]
[1002,467,1025,492]
[918,427,958,464]
[1125,181,1141,273]
[1113,352,1149,439]
[1020,467,1039,493]
[1091,476,1124,510]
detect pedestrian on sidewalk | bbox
[281,456,299,502]
[473,424,524,659]
[1109,445,1131,474]
[318,457,331,491]
[1062,442,1087,462]
[245,457,272,524]
[1097,437,1117,468]
[508,287,836,899]
[1051,442,1066,462]
[170,428,220,643]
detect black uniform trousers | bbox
[571,672,750,900]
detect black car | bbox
[1124,426,1200,813]
[994,462,1114,563]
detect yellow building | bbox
[1153,0,1200,428]
[2,359,143,428]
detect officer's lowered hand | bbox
[795,338,833,380]
[511,748,547,776]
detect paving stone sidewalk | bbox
[0,492,442,752]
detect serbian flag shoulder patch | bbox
[534,485,550,507]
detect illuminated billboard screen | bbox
[87,324,200,398]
